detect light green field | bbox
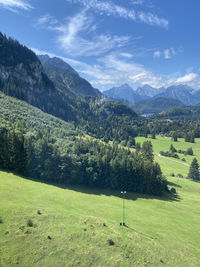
[136,136,200,177]
[1,170,200,267]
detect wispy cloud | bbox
[131,0,144,5]
[175,73,198,84]
[68,0,168,28]
[32,48,200,90]
[37,14,58,26]
[120,53,133,59]
[154,48,177,59]
[164,49,170,59]
[153,50,161,58]
[41,10,131,57]
[0,0,32,11]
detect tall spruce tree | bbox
[187,158,200,181]
[141,141,154,163]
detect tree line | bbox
[0,124,168,196]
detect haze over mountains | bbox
[103,83,200,108]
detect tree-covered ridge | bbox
[94,101,138,118]
[0,92,167,195]
[156,103,200,118]
[0,33,38,67]
[132,97,185,114]
[0,92,76,134]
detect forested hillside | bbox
[0,92,167,195]
[132,97,184,114]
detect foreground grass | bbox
[1,171,200,266]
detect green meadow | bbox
[136,136,200,177]
[1,136,200,266]
[1,170,200,266]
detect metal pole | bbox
[120,191,126,226]
[123,194,125,225]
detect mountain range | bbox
[39,55,101,98]
[103,83,200,111]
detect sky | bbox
[0,0,200,91]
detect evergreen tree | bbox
[151,132,156,139]
[169,144,177,153]
[188,158,200,181]
[171,132,178,142]
[141,141,154,163]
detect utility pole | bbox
[120,191,126,226]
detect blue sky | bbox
[0,0,200,91]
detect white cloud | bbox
[120,53,133,59]
[68,0,168,28]
[131,0,144,5]
[164,49,170,59]
[46,11,131,57]
[154,48,177,59]
[0,0,32,11]
[37,14,58,26]
[154,50,161,58]
[31,48,200,90]
[175,73,198,84]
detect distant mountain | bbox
[39,54,101,97]
[136,84,165,98]
[103,83,142,103]
[154,85,197,105]
[193,89,200,102]
[132,97,185,114]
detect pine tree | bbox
[169,144,177,153]
[141,141,154,163]
[187,158,200,181]
[171,132,178,142]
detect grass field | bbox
[135,136,200,177]
[1,169,200,267]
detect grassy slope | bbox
[1,171,200,267]
[135,136,200,177]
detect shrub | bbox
[186,148,193,155]
[0,217,3,224]
[170,187,176,194]
[182,158,186,162]
[107,239,115,246]
[170,173,175,177]
[177,174,183,178]
[27,219,33,227]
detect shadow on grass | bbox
[123,224,156,240]
[63,184,181,202]
[0,169,180,202]
[167,181,182,188]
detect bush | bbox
[170,187,176,194]
[170,173,175,177]
[177,174,183,178]
[0,217,3,224]
[107,239,115,246]
[27,219,33,227]
[186,148,193,155]
[182,158,186,162]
